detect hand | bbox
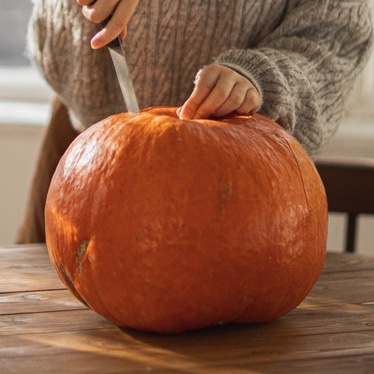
[76,0,139,49]
[178,64,261,120]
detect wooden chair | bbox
[314,156,374,253]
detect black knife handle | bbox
[100,17,121,48]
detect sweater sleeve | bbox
[215,0,373,156]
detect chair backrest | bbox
[314,156,374,253]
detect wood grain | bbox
[0,290,86,315]
[1,245,374,373]
[0,244,63,292]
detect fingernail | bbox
[91,34,101,49]
[178,106,193,120]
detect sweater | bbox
[28,0,373,156]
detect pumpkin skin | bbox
[45,106,327,334]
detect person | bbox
[16,0,373,243]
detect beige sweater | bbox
[28,0,373,156]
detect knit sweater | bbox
[28,0,373,156]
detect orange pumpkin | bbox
[45,106,327,333]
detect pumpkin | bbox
[45,106,327,334]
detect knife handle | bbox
[100,17,121,48]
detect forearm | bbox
[216,0,373,156]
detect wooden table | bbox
[1,245,374,374]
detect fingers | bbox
[79,0,118,24]
[76,0,95,5]
[215,86,261,117]
[76,0,139,49]
[178,64,261,120]
[178,68,222,120]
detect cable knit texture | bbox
[28,0,372,156]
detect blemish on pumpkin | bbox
[76,240,90,272]
[57,262,88,307]
[219,180,233,212]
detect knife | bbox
[101,22,140,113]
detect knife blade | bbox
[102,25,140,113]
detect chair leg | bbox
[345,213,358,253]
